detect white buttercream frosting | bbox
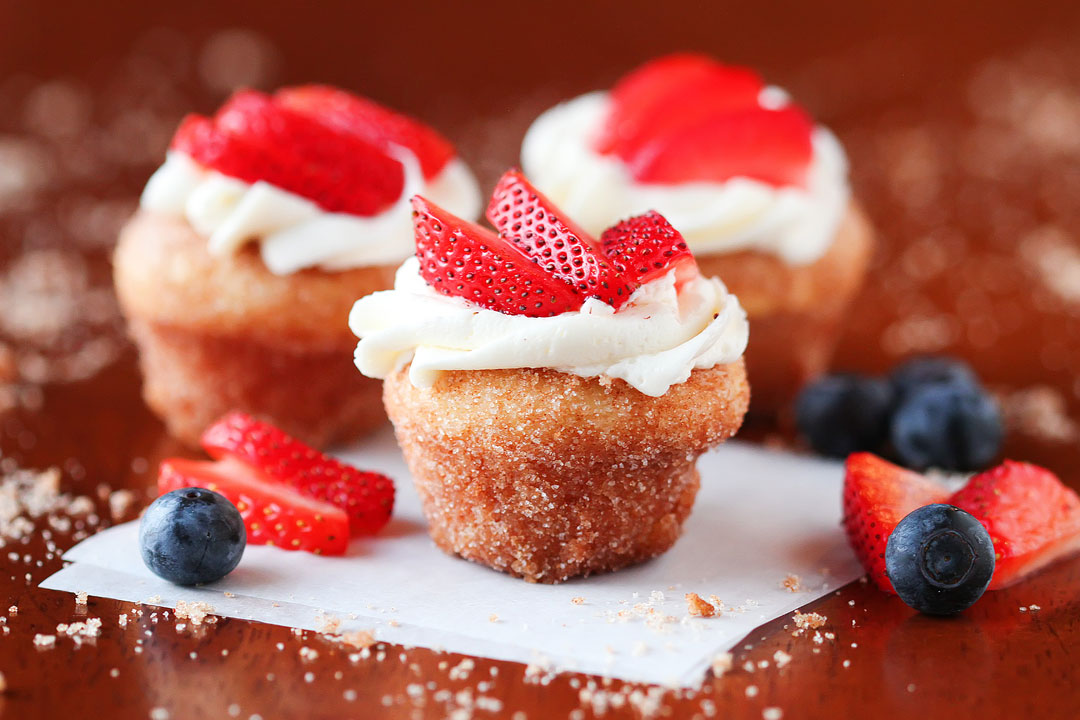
[521,91,850,265]
[349,258,749,397]
[140,150,482,274]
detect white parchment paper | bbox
[41,428,860,686]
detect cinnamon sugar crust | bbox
[697,202,874,413]
[114,211,394,446]
[384,360,749,583]
[114,211,397,348]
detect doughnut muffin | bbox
[114,86,481,447]
[350,170,750,582]
[521,54,873,413]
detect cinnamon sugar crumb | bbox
[791,611,826,636]
[315,612,342,634]
[685,592,717,618]
[74,590,88,605]
[488,614,499,623]
[174,601,216,626]
[340,630,375,649]
[571,597,585,605]
[782,574,803,592]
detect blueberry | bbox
[139,488,246,585]
[886,504,995,615]
[890,383,1003,471]
[890,356,979,401]
[795,374,894,458]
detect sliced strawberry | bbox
[171,90,404,216]
[159,457,349,555]
[843,453,950,593]
[628,106,814,187]
[201,413,393,537]
[412,195,583,317]
[275,85,455,178]
[950,461,1080,590]
[600,211,697,288]
[486,170,635,308]
[594,54,763,156]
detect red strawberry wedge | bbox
[600,211,697,288]
[171,90,404,217]
[629,106,815,187]
[275,85,455,179]
[159,457,350,555]
[486,170,636,308]
[950,461,1080,590]
[412,195,584,317]
[843,453,950,592]
[202,412,394,537]
[594,54,764,157]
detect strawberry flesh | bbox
[600,211,697,288]
[412,195,583,317]
[843,452,950,593]
[486,170,635,308]
[159,456,349,555]
[594,54,763,156]
[275,85,455,179]
[629,106,814,187]
[171,89,405,216]
[950,461,1080,590]
[201,412,394,537]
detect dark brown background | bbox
[1,1,1079,718]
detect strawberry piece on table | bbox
[486,169,636,308]
[172,90,404,216]
[275,85,455,179]
[159,457,349,555]
[950,461,1080,590]
[594,54,763,157]
[600,210,697,288]
[202,412,394,537]
[843,452,950,593]
[412,194,584,317]
[628,105,814,187]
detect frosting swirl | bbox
[349,258,749,397]
[521,91,850,265]
[140,150,482,274]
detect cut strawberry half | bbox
[950,461,1080,590]
[843,453,950,593]
[597,54,765,161]
[486,170,635,308]
[412,194,583,317]
[201,412,394,537]
[628,106,814,187]
[159,457,349,555]
[594,54,764,157]
[275,85,455,179]
[600,211,697,288]
[170,89,404,216]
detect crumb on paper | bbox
[488,614,499,623]
[223,591,235,598]
[74,590,88,605]
[782,574,803,592]
[174,601,216,626]
[315,612,342,635]
[685,592,717,618]
[571,596,585,605]
[339,630,375,649]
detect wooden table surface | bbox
[2,1,1080,718]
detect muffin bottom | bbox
[384,360,749,583]
[130,318,385,449]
